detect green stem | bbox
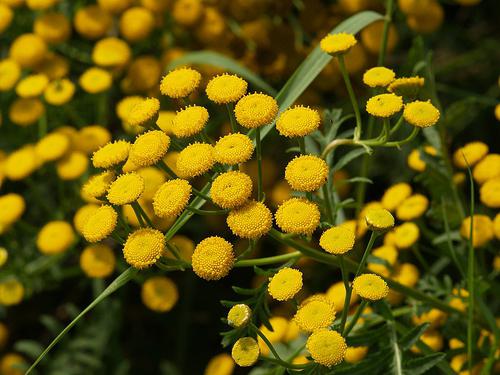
[186,207,228,216]
[411,245,430,272]
[354,232,378,277]
[440,197,465,278]
[322,184,334,224]
[130,202,146,227]
[344,300,369,336]
[226,103,238,133]
[234,251,301,267]
[389,115,404,136]
[255,127,263,201]
[466,167,475,373]
[158,160,178,179]
[377,0,395,66]
[339,256,352,333]
[338,55,362,141]
[298,138,306,154]
[375,127,419,148]
[38,112,47,139]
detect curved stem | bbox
[321,138,355,159]
[186,207,229,216]
[338,55,362,141]
[354,231,378,277]
[344,300,369,336]
[234,251,301,268]
[389,114,404,136]
[255,127,263,201]
[226,103,238,133]
[339,256,352,333]
[382,126,419,148]
[322,184,334,224]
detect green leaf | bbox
[333,148,368,172]
[400,323,430,351]
[26,267,137,374]
[166,51,277,95]
[403,352,446,375]
[14,340,44,359]
[388,321,403,375]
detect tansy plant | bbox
[0,1,499,375]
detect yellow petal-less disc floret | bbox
[73,204,99,235]
[0,279,25,306]
[0,59,21,91]
[403,100,440,127]
[275,198,320,235]
[0,193,25,229]
[204,354,235,375]
[227,200,273,239]
[119,6,155,42]
[319,226,356,254]
[160,67,201,99]
[82,205,118,243]
[82,171,115,199]
[141,276,179,312]
[231,337,259,367]
[472,154,500,185]
[365,208,395,232]
[15,73,49,98]
[44,79,75,106]
[92,140,131,168]
[176,142,215,179]
[80,244,116,278]
[453,141,489,169]
[352,274,389,301]
[0,4,13,34]
[153,179,191,217]
[4,145,39,181]
[107,172,145,205]
[56,151,89,180]
[388,76,425,97]
[35,132,69,162]
[306,329,347,367]
[268,267,303,301]
[366,93,403,118]
[206,74,248,104]
[128,97,160,127]
[92,37,131,67]
[214,133,254,165]
[9,33,47,68]
[211,171,252,209]
[276,106,321,137]
[123,228,165,269]
[393,222,420,249]
[172,105,209,138]
[396,194,429,221]
[320,32,357,55]
[285,155,328,191]
[362,67,396,88]
[367,245,398,276]
[294,295,336,332]
[460,215,494,248]
[227,304,251,327]
[79,67,112,94]
[191,236,234,281]
[480,177,500,208]
[37,221,75,255]
[9,98,45,127]
[381,182,412,212]
[129,130,170,167]
[234,93,278,129]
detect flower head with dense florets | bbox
[213,133,254,165]
[268,267,303,301]
[403,100,440,127]
[153,179,191,217]
[234,93,278,129]
[276,106,320,137]
[285,155,328,191]
[206,74,248,104]
[83,205,118,243]
[129,130,170,167]
[123,228,165,269]
[320,32,357,55]
[172,105,209,138]
[319,226,356,254]
[160,67,201,98]
[191,236,234,281]
[275,198,320,235]
[306,329,347,367]
[366,93,403,118]
[352,274,389,301]
[227,200,273,239]
[176,142,214,179]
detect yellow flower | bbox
[0,4,13,34]
[403,100,440,127]
[156,110,176,135]
[119,7,155,42]
[44,79,75,105]
[234,93,278,129]
[257,317,288,352]
[393,222,420,249]
[74,5,112,40]
[495,103,500,121]
[411,331,443,353]
[345,346,368,364]
[227,304,251,327]
[381,182,412,212]
[172,105,209,138]
[352,274,389,301]
[73,204,99,235]
[268,267,303,301]
[83,205,118,243]
[160,67,201,98]
[165,235,195,261]
[211,171,252,209]
[117,96,144,124]
[9,33,47,68]
[33,11,71,44]
[294,295,336,332]
[129,130,170,167]
[97,0,133,13]
[213,133,254,165]
[56,152,89,180]
[83,171,116,199]
[412,308,447,330]
[9,98,45,127]
[35,132,70,162]
[206,74,248,104]
[128,97,160,127]
[319,226,356,255]
[361,21,398,55]
[92,140,131,168]
[204,353,235,375]
[79,67,112,94]
[306,329,347,367]
[227,200,273,239]
[191,236,234,281]
[320,32,357,55]
[92,37,131,68]
[80,244,116,278]
[75,125,112,154]
[326,281,359,312]
[365,208,394,232]
[275,198,320,235]
[472,154,500,185]
[453,141,488,169]
[36,52,69,80]
[107,172,145,205]
[37,221,75,255]
[153,179,191,217]
[494,213,500,241]
[407,146,438,172]
[123,228,165,268]
[396,194,429,221]
[15,73,49,98]
[367,245,398,277]
[480,177,500,208]
[285,155,328,192]
[0,59,21,91]
[231,337,259,367]
[363,67,395,88]
[26,0,58,10]
[366,93,403,118]
[4,145,39,180]
[0,247,8,267]
[0,193,25,229]
[0,280,24,306]
[136,167,166,200]
[176,142,215,179]
[141,276,179,312]
[460,215,494,248]
[276,106,321,137]
[388,76,425,97]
